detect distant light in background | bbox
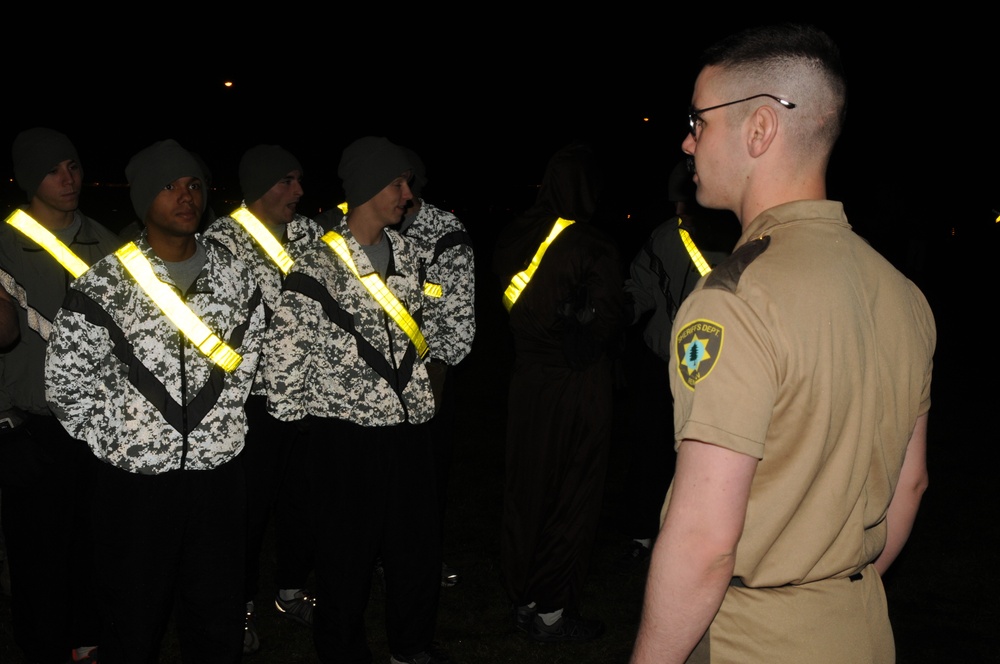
[224,81,234,88]
[643,117,650,122]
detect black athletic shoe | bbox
[274,591,315,628]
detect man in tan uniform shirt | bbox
[630,24,936,664]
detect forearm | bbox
[631,531,734,663]
[874,499,921,576]
[630,439,756,663]
[875,413,929,575]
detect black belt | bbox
[730,572,863,588]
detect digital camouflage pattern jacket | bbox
[203,211,325,314]
[44,236,265,474]
[263,217,435,427]
[401,200,475,367]
[203,211,325,394]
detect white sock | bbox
[538,608,564,626]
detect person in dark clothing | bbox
[493,140,626,644]
[615,159,740,567]
[1,127,119,664]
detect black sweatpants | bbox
[91,457,246,664]
[241,394,313,601]
[308,418,441,664]
[0,414,99,663]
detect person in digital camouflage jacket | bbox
[203,144,325,652]
[44,139,266,663]
[264,136,449,664]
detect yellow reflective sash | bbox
[5,209,90,278]
[502,217,574,311]
[115,242,242,372]
[322,231,429,359]
[678,219,712,277]
[229,206,294,274]
[423,282,442,298]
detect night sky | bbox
[3,17,993,291]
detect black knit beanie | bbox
[11,127,81,200]
[125,140,205,221]
[337,137,410,210]
[239,145,302,205]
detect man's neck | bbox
[246,204,287,239]
[147,231,198,262]
[25,201,75,230]
[345,211,387,246]
[737,173,827,230]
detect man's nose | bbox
[682,133,696,156]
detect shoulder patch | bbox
[675,318,724,391]
[704,235,771,293]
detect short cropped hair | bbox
[703,23,847,150]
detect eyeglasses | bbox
[688,94,796,138]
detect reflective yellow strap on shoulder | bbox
[5,209,90,278]
[677,219,712,277]
[322,231,429,359]
[502,217,574,311]
[230,207,294,274]
[115,242,242,372]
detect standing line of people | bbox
[2,129,474,664]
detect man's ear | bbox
[747,105,779,158]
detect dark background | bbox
[2,14,998,662]
[4,17,992,262]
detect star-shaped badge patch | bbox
[675,319,723,390]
